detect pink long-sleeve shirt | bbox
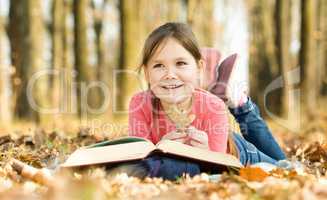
[128,88,229,153]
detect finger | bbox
[188,131,208,143]
[186,127,204,136]
[176,127,186,132]
[170,135,188,141]
[190,140,204,148]
[190,139,207,149]
[185,126,196,132]
[189,137,204,144]
[162,131,187,140]
[172,138,187,143]
[170,131,188,139]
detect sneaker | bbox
[275,159,304,173]
[250,160,305,174]
[250,162,277,173]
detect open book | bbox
[61,136,243,172]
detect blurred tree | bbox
[316,0,327,96]
[167,0,183,21]
[0,16,12,123]
[62,0,77,115]
[275,0,296,119]
[91,0,110,116]
[92,0,108,84]
[142,0,165,33]
[51,0,77,120]
[141,0,183,37]
[117,0,145,115]
[187,0,214,46]
[248,0,279,116]
[51,0,65,117]
[300,0,317,119]
[8,0,24,119]
[73,0,99,117]
[9,0,49,122]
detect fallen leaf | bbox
[239,167,269,182]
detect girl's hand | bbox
[185,126,209,150]
[161,130,188,143]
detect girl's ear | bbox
[198,59,205,70]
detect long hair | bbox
[227,133,239,158]
[138,22,202,71]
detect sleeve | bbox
[203,97,229,153]
[128,95,152,141]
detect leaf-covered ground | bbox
[1,114,327,200]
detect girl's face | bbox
[144,38,204,104]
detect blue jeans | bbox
[142,155,200,180]
[232,132,278,165]
[141,99,286,179]
[229,97,286,163]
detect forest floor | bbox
[0,112,327,200]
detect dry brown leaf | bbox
[166,105,195,129]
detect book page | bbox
[156,140,243,168]
[61,141,156,167]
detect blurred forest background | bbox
[0,0,326,133]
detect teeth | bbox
[163,85,180,89]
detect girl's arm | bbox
[202,98,229,153]
[128,95,152,141]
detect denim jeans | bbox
[138,99,286,180]
[142,155,200,180]
[232,132,278,165]
[229,97,286,162]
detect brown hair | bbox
[227,133,239,159]
[138,22,202,71]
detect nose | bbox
[164,66,178,79]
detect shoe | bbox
[209,53,248,108]
[250,160,304,174]
[250,162,277,173]
[275,159,304,173]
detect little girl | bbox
[112,22,286,180]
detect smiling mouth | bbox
[161,84,184,89]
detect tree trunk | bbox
[317,0,327,96]
[51,0,65,118]
[9,0,49,122]
[187,0,197,26]
[8,0,24,119]
[167,0,182,21]
[73,0,97,117]
[300,0,317,119]
[275,0,295,120]
[248,0,279,116]
[0,17,12,124]
[92,0,109,115]
[117,0,144,116]
[62,0,77,115]
[187,0,214,46]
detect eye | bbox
[176,61,187,66]
[153,63,164,68]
